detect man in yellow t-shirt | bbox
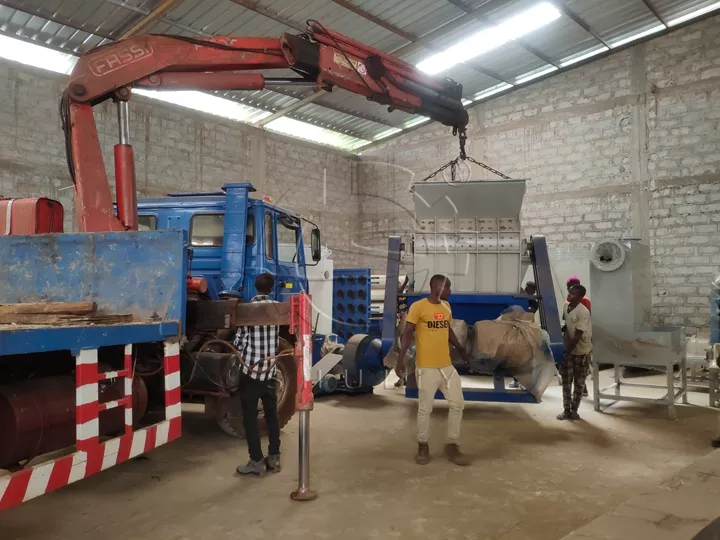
[397,274,471,466]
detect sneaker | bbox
[508,379,520,389]
[570,411,581,421]
[444,443,471,466]
[557,410,572,421]
[266,454,281,473]
[415,443,431,465]
[236,460,267,477]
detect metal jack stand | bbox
[290,293,317,502]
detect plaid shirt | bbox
[233,295,280,382]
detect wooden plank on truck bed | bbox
[0,301,97,316]
[0,313,133,325]
[235,302,291,327]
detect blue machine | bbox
[332,268,372,340]
[375,180,565,403]
[137,184,383,397]
[397,236,563,403]
[136,182,320,302]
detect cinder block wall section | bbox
[359,15,720,332]
[0,59,361,267]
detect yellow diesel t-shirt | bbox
[406,298,452,369]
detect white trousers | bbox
[416,365,464,444]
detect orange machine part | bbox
[0,198,64,234]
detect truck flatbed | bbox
[0,320,180,356]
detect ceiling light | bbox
[403,116,431,129]
[265,117,370,151]
[667,1,720,26]
[134,89,270,123]
[416,2,561,75]
[610,24,665,48]
[516,66,558,85]
[0,34,77,74]
[373,127,403,140]
[560,46,609,67]
[472,83,513,101]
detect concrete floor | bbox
[2,371,720,540]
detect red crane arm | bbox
[62,22,469,232]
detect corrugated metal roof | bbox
[0,0,718,150]
[254,0,408,50]
[289,102,390,139]
[347,0,465,38]
[166,0,293,35]
[565,0,662,44]
[315,91,417,127]
[651,0,720,22]
[516,14,597,62]
[0,4,110,53]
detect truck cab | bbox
[136,182,321,302]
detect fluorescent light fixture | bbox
[265,117,370,151]
[416,2,561,75]
[668,1,720,26]
[134,89,270,124]
[0,34,77,74]
[373,127,403,140]
[610,24,666,48]
[560,46,610,67]
[461,98,472,106]
[515,66,558,85]
[403,116,431,129]
[472,82,513,101]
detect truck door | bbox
[273,212,304,303]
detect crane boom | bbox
[62,21,469,233]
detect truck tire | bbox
[212,338,297,438]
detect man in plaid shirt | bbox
[234,273,282,477]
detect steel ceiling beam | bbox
[443,0,560,67]
[329,0,417,42]
[640,0,668,26]
[554,0,611,48]
[120,0,181,39]
[228,0,305,32]
[256,91,328,126]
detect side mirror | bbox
[311,228,321,262]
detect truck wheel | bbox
[213,338,297,438]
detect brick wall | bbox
[359,15,720,332]
[0,59,360,267]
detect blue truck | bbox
[135,182,322,437]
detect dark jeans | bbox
[239,374,281,463]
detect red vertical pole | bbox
[293,292,314,412]
[290,292,317,501]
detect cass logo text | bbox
[89,44,153,76]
